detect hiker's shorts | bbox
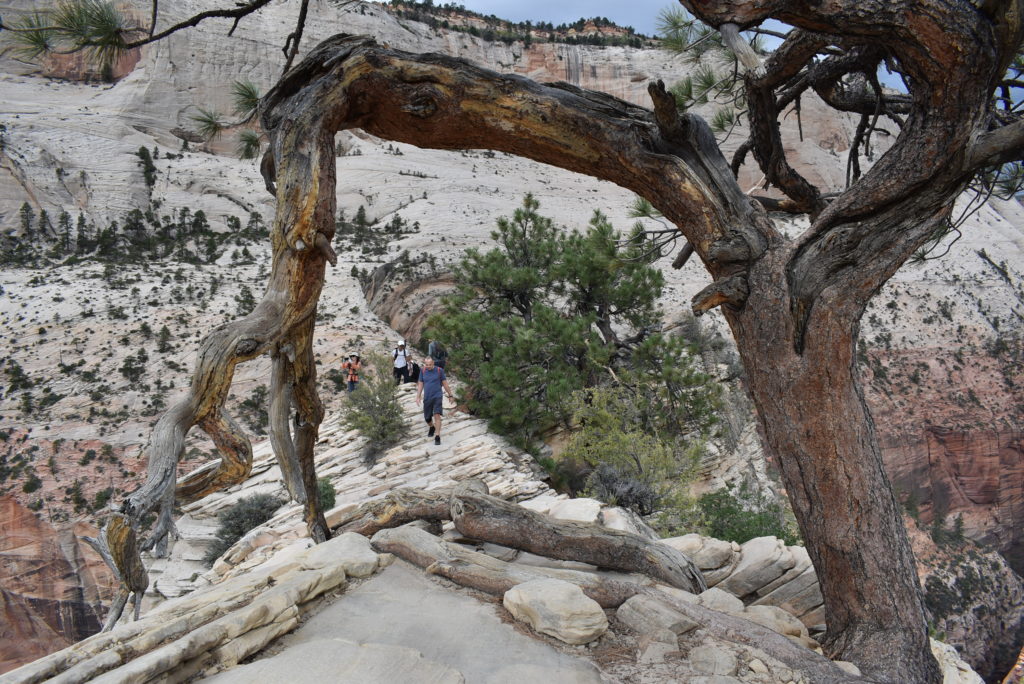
[423,395,444,422]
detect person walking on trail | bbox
[428,338,448,369]
[392,340,411,384]
[341,352,361,392]
[416,356,454,446]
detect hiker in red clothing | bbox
[341,352,361,392]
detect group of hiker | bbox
[339,338,453,445]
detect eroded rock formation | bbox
[0,497,115,673]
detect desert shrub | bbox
[22,472,42,493]
[427,196,716,449]
[562,386,703,515]
[586,463,659,515]
[203,493,283,566]
[698,482,801,546]
[238,385,268,435]
[317,477,336,511]
[324,368,346,392]
[342,352,406,464]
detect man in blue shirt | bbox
[416,356,454,446]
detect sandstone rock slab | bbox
[716,537,795,599]
[741,605,807,638]
[697,587,744,615]
[503,579,608,645]
[202,638,465,683]
[616,594,699,636]
[661,534,736,571]
[689,644,738,676]
[301,532,379,578]
[546,499,602,523]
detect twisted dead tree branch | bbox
[337,481,705,593]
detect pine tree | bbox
[429,195,716,449]
[19,202,34,237]
[58,210,72,253]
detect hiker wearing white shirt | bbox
[392,340,412,384]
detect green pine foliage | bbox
[317,477,336,511]
[10,0,134,68]
[428,194,720,455]
[655,6,760,135]
[0,204,269,268]
[697,482,801,546]
[342,352,407,464]
[230,80,262,119]
[236,130,262,160]
[191,108,226,141]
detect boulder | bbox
[301,532,379,578]
[503,579,608,645]
[741,605,808,638]
[697,588,744,615]
[716,537,796,598]
[599,507,659,539]
[833,661,862,676]
[931,639,984,684]
[755,546,812,597]
[751,566,824,623]
[689,644,738,676]
[615,594,699,636]
[546,499,602,523]
[661,534,736,571]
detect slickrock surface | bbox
[204,561,604,684]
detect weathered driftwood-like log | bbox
[339,481,704,594]
[449,485,706,594]
[95,36,342,628]
[371,525,648,608]
[332,486,461,537]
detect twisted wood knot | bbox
[236,338,260,356]
[401,92,438,118]
[692,274,750,316]
[708,231,754,266]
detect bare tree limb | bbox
[968,118,1024,168]
[124,0,276,49]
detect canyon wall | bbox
[0,496,115,672]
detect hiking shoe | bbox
[434,436,441,446]
[428,425,436,438]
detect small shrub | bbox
[238,385,268,435]
[22,472,42,493]
[93,487,114,510]
[342,352,407,465]
[698,482,801,546]
[317,477,336,511]
[586,463,658,515]
[203,493,283,566]
[324,368,346,393]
